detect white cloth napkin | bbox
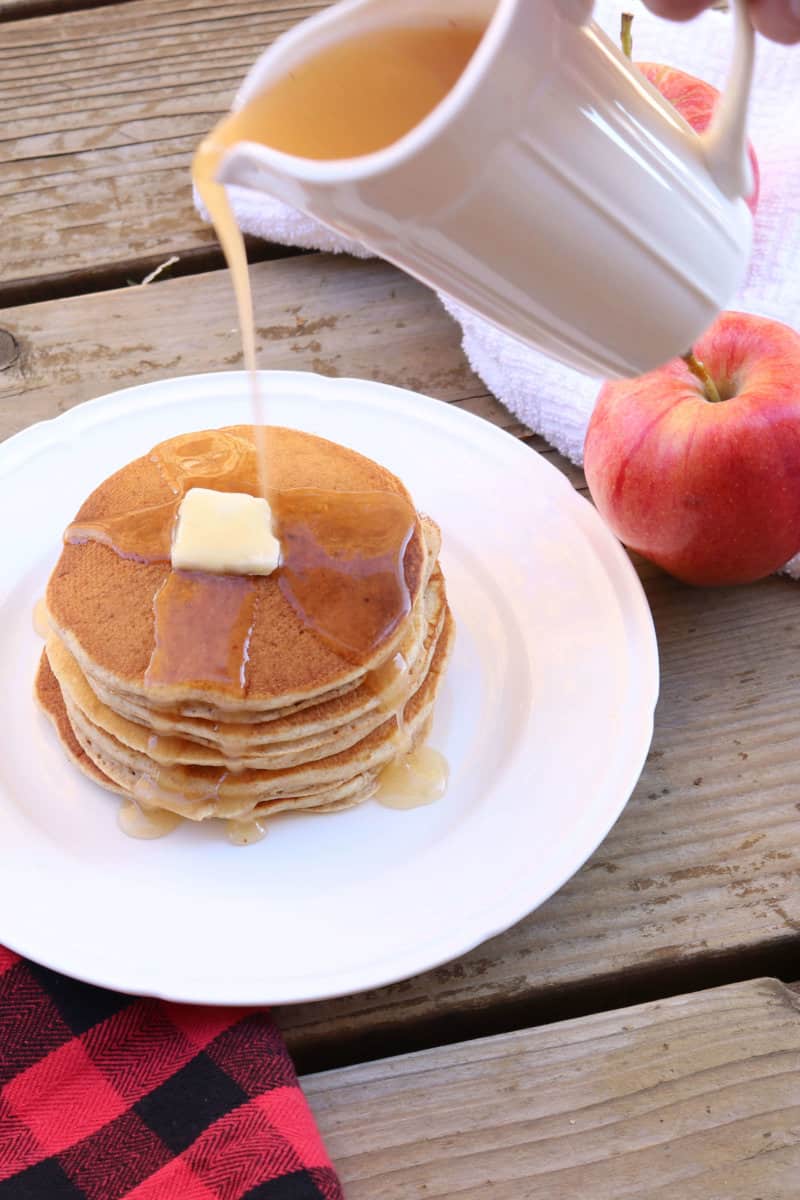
[196,0,800,570]
[196,185,373,259]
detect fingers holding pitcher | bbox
[749,0,800,43]
[643,0,800,42]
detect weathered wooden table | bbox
[3,1,800,1194]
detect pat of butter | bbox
[171,487,280,576]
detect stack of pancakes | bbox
[36,426,453,831]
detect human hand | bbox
[643,0,800,43]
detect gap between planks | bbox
[0,238,306,309]
[284,930,800,1076]
[0,0,320,22]
[0,0,141,21]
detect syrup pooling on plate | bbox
[376,745,450,810]
[118,798,183,840]
[226,817,267,846]
[133,773,268,848]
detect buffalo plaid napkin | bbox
[0,947,343,1200]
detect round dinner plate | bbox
[0,371,658,1005]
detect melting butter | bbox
[171,487,280,576]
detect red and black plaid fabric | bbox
[0,947,343,1200]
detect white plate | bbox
[0,372,658,1004]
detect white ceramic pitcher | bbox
[217,0,755,378]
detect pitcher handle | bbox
[698,0,755,200]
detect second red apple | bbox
[637,61,760,214]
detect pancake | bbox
[35,652,124,796]
[79,513,442,729]
[46,426,433,711]
[60,609,452,807]
[47,572,447,770]
[38,424,454,837]
[37,610,454,822]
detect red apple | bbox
[584,312,800,586]
[637,62,760,214]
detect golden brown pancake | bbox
[46,571,447,770]
[46,426,431,710]
[35,653,124,796]
[37,610,454,822]
[77,513,442,728]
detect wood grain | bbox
[0,0,325,295]
[0,254,488,437]
[304,978,800,1199]
[2,253,799,1066]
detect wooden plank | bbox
[0,254,485,438]
[0,0,326,295]
[304,978,800,1199]
[3,253,799,1067]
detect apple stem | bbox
[621,12,634,59]
[683,351,723,404]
